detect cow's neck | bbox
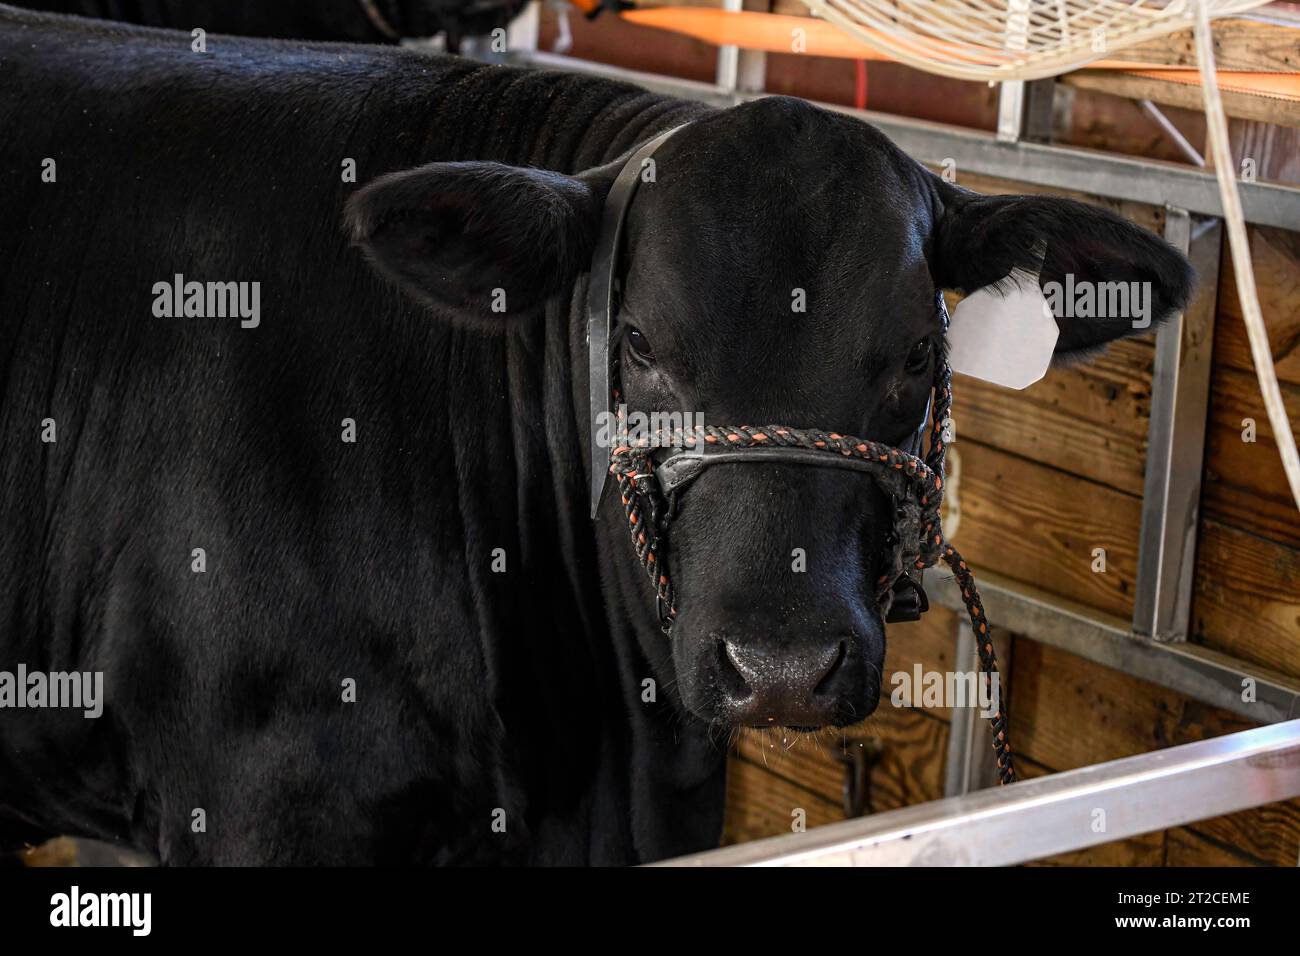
[428,68,725,862]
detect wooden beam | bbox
[1062,70,1300,128]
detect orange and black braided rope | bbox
[606,394,1017,785]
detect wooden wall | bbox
[537,9,1300,865]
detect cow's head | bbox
[348,95,1193,733]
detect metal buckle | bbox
[885,573,930,624]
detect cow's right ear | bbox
[346,161,615,325]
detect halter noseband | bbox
[585,124,1015,785]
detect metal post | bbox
[715,0,743,91]
[996,81,1026,143]
[1022,78,1057,143]
[733,0,768,95]
[922,566,1300,725]
[735,47,766,95]
[507,0,540,54]
[1133,210,1221,642]
[998,77,1054,144]
[942,621,1007,796]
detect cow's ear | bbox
[929,183,1195,359]
[346,161,615,325]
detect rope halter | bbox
[586,124,1015,786]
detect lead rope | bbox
[607,361,1016,786]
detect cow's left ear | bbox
[929,183,1195,359]
[346,160,615,325]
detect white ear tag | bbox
[946,274,1058,390]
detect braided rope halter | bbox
[588,127,1015,786]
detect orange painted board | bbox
[622,7,1300,93]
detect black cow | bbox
[4,0,525,48]
[0,7,1193,865]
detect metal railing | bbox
[505,50,1300,232]
[660,718,1300,865]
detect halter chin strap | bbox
[584,126,1013,784]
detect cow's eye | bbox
[627,327,655,362]
[905,337,932,373]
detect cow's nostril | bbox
[721,637,844,697]
[722,639,750,682]
[813,640,849,698]
[708,633,870,729]
[715,637,753,700]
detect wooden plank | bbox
[1215,224,1300,387]
[1016,636,1289,769]
[1012,638,1186,767]
[721,753,843,844]
[735,706,949,815]
[1164,827,1263,866]
[1029,831,1167,866]
[954,339,1155,498]
[1062,71,1300,128]
[1111,19,1300,74]
[1012,637,1300,866]
[1172,804,1300,867]
[1202,364,1300,548]
[1227,120,1300,184]
[1191,518,1300,679]
[948,440,1142,620]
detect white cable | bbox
[1193,0,1300,513]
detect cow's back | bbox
[0,6,691,863]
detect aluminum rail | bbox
[922,566,1300,725]
[505,51,1300,233]
[660,718,1300,866]
[1132,210,1219,643]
